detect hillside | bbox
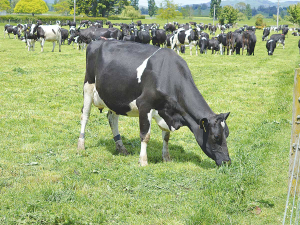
[221,0,297,8]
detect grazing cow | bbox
[151,27,167,47]
[78,39,231,166]
[4,25,20,39]
[242,31,256,55]
[217,33,227,55]
[229,32,243,55]
[67,20,76,27]
[262,27,270,41]
[270,34,285,49]
[208,38,220,54]
[292,32,299,36]
[266,39,276,55]
[61,28,69,44]
[30,24,62,52]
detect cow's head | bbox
[199,37,208,54]
[199,112,231,166]
[266,39,276,55]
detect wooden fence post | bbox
[289,68,300,195]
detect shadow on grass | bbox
[91,136,216,169]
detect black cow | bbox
[292,32,300,36]
[242,31,256,55]
[208,38,220,54]
[298,40,300,54]
[151,27,167,47]
[270,34,285,49]
[262,27,270,41]
[282,27,288,37]
[230,33,243,55]
[164,23,176,33]
[61,28,69,44]
[266,39,276,55]
[199,36,209,54]
[80,20,90,28]
[78,39,231,166]
[134,29,151,44]
[67,20,76,27]
[217,33,227,55]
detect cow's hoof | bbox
[139,155,148,166]
[116,141,129,155]
[162,153,171,162]
[77,138,85,151]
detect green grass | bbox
[0,21,300,224]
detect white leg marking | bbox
[140,142,148,166]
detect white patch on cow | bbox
[152,110,175,132]
[93,85,107,109]
[126,99,139,117]
[268,39,274,43]
[221,121,225,128]
[201,37,207,40]
[136,48,161,83]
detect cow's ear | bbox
[222,112,230,120]
[200,118,208,131]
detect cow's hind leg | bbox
[107,111,128,155]
[52,42,56,52]
[78,82,94,152]
[162,131,171,162]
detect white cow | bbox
[30,24,62,52]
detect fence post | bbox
[289,68,300,195]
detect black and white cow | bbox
[266,39,276,55]
[199,36,209,54]
[67,20,76,27]
[171,28,199,56]
[30,24,62,52]
[262,27,270,41]
[4,25,20,39]
[209,25,217,36]
[78,39,231,166]
[270,34,285,49]
[217,33,227,55]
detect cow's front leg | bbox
[162,131,171,162]
[40,39,45,52]
[107,111,128,155]
[138,107,153,166]
[52,42,56,52]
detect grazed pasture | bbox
[0,20,300,224]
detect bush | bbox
[255,17,263,26]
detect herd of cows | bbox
[3,19,300,55]
[2,19,300,166]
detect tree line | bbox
[0,0,299,27]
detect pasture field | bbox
[0,21,300,224]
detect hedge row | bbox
[0,14,145,24]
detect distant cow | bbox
[4,25,20,39]
[30,24,62,52]
[199,36,209,54]
[242,31,256,55]
[270,34,285,49]
[61,28,69,44]
[266,39,276,55]
[208,38,220,54]
[78,39,231,167]
[217,33,227,55]
[262,27,270,41]
[298,40,300,54]
[151,27,167,47]
[171,28,199,56]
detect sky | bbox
[138,0,291,8]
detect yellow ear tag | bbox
[202,121,206,132]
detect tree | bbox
[75,0,116,17]
[221,5,238,24]
[148,0,156,17]
[121,5,140,21]
[210,0,221,19]
[255,17,263,26]
[181,5,193,19]
[130,0,138,10]
[286,3,300,26]
[157,0,181,23]
[245,4,252,20]
[53,0,70,15]
[237,12,245,21]
[0,0,11,11]
[115,0,130,14]
[235,2,246,13]
[14,0,48,16]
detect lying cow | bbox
[78,39,231,166]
